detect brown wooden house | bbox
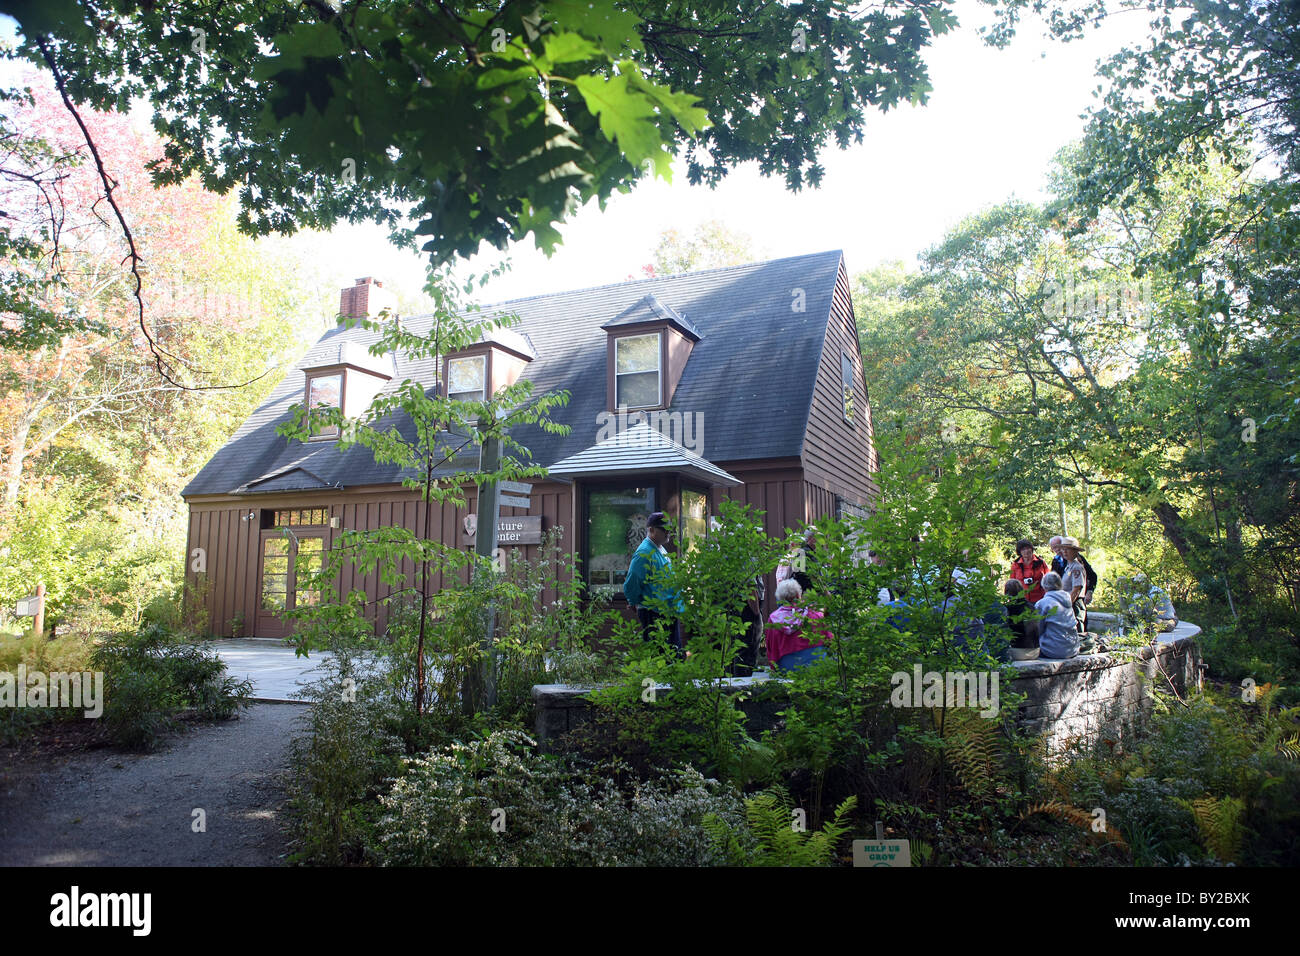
[181,251,879,637]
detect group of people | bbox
[622,515,1105,671]
[1003,536,1097,660]
[623,516,826,671]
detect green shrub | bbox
[1200,623,1300,687]
[100,666,180,751]
[90,623,251,750]
[374,729,749,866]
[287,648,406,865]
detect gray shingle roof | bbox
[548,422,741,487]
[601,294,702,340]
[182,249,844,498]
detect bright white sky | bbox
[321,0,1157,306]
[2,0,1156,309]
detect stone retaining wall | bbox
[1011,619,1202,754]
[532,620,1203,755]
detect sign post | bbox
[473,435,502,710]
[852,821,912,867]
[15,583,45,638]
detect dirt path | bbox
[0,703,304,866]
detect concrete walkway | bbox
[209,639,332,702]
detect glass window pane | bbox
[308,374,342,411]
[616,334,659,374]
[449,356,485,394]
[584,486,655,600]
[264,538,289,557]
[308,374,342,438]
[681,489,708,552]
[616,371,659,408]
[841,352,855,422]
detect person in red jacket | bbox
[1010,538,1050,603]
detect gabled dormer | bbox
[302,278,398,440]
[302,341,395,440]
[601,294,701,411]
[442,324,537,403]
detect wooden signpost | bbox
[15,582,45,638]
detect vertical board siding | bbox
[186,481,575,638]
[801,258,880,508]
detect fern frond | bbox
[1019,801,1129,853]
[940,706,1002,799]
[1279,733,1300,761]
[1175,796,1244,863]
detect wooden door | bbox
[255,531,326,638]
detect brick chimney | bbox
[339,277,397,320]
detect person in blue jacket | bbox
[623,512,685,652]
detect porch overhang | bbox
[546,422,741,488]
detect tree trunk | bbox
[2,416,33,508]
[1151,501,1199,561]
[1082,480,1091,541]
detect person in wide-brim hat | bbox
[1058,535,1084,554]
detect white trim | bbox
[616,330,665,408]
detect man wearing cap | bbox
[623,512,685,652]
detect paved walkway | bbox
[209,639,333,701]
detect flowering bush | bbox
[374,729,750,866]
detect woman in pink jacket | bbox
[765,578,834,670]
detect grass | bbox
[0,630,97,674]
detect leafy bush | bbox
[374,729,749,866]
[90,623,251,750]
[287,647,406,865]
[1200,622,1300,687]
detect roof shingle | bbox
[182,249,844,498]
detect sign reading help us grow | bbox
[852,839,911,867]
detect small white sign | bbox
[852,839,911,867]
[499,494,530,509]
[15,597,38,617]
[498,481,533,495]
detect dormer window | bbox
[615,332,662,408]
[448,355,487,402]
[603,295,699,412]
[305,371,343,440]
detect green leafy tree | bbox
[649,219,758,275]
[278,269,571,714]
[5,0,958,265]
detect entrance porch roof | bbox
[546,422,741,487]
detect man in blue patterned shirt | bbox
[623,512,684,652]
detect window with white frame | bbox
[306,372,342,439]
[448,355,487,403]
[615,333,661,408]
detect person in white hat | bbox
[1058,537,1088,635]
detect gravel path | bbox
[0,703,304,866]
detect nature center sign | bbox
[461,515,543,546]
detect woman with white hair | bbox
[1034,571,1080,659]
[764,578,833,670]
